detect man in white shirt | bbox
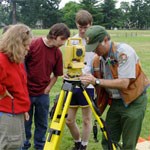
[66,10,95,150]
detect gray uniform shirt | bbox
[101,42,139,99]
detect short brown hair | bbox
[47,23,70,39]
[75,10,93,26]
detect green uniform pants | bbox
[102,92,147,150]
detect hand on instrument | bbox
[79,74,96,85]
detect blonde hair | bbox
[2,25,13,34]
[0,23,32,63]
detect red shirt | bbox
[25,37,63,96]
[0,53,30,114]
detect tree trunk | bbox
[12,1,17,24]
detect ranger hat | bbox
[85,25,108,52]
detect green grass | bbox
[1,28,149,149]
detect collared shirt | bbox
[100,43,139,99]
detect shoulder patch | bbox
[118,53,128,66]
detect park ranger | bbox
[79,25,150,150]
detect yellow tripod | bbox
[44,79,117,150]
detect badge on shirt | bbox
[118,53,128,66]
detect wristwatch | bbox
[95,78,101,86]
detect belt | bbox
[0,112,14,117]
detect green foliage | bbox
[130,0,150,29]
[0,0,61,28]
[20,0,61,28]
[80,0,103,25]
[101,0,118,29]
[0,1,11,25]
[60,2,81,29]
[119,2,131,29]
[0,0,150,29]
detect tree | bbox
[79,0,103,25]
[101,0,119,29]
[130,0,142,29]
[0,2,11,26]
[19,0,61,28]
[130,0,150,29]
[60,1,81,28]
[142,0,150,29]
[38,0,61,28]
[0,0,149,29]
[119,2,132,29]
[0,0,61,28]
[0,0,20,25]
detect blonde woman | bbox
[0,24,32,150]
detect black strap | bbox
[100,118,114,150]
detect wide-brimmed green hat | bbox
[85,25,108,52]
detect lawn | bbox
[1,28,149,150]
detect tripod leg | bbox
[44,82,73,150]
[93,120,98,142]
[52,90,65,122]
[82,90,117,150]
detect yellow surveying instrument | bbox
[64,37,85,78]
[44,38,118,150]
